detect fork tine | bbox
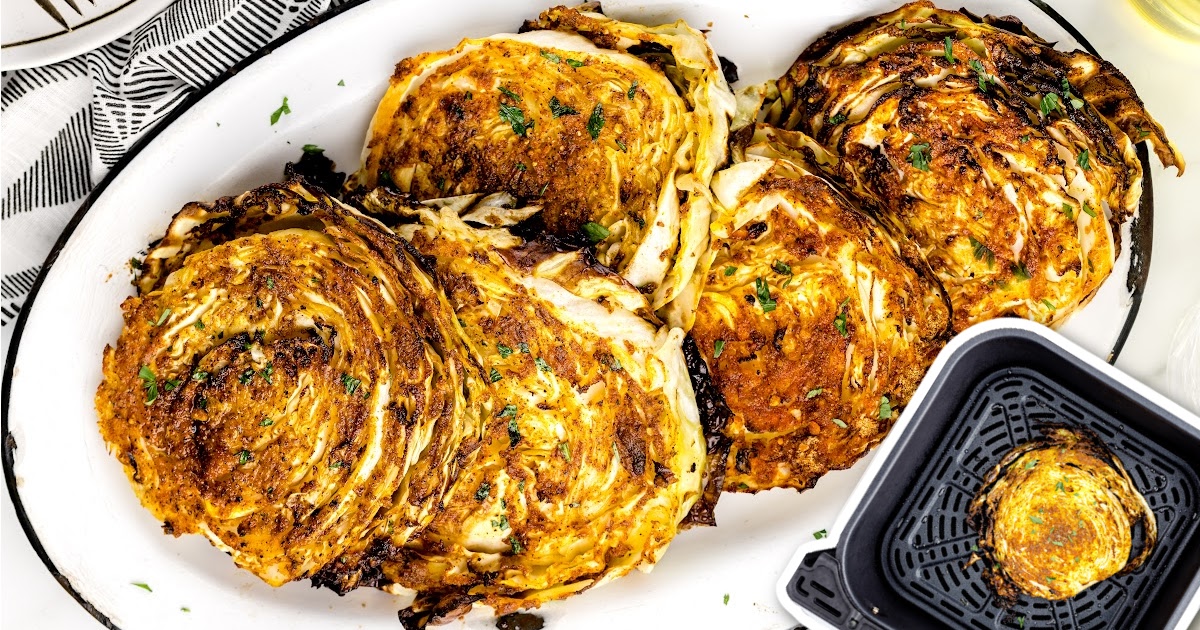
[33,0,71,29]
[60,0,82,14]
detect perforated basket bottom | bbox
[882,367,1200,630]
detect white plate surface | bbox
[1,0,177,71]
[1,1,1147,628]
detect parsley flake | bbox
[724,266,737,276]
[237,450,252,465]
[616,138,627,152]
[138,365,159,405]
[558,442,571,461]
[814,529,828,540]
[879,396,893,420]
[508,417,522,447]
[540,50,561,63]
[1062,202,1075,220]
[518,342,530,354]
[475,482,491,501]
[754,277,776,313]
[713,339,726,358]
[943,37,956,63]
[1077,148,1091,171]
[582,222,610,242]
[806,388,823,399]
[153,308,171,326]
[628,81,638,99]
[723,594,730,605]
[259,418,274,427]
[269,96,291,125]
[1012,262,1032,281]
[773,260,792,275]
[499,102,531,137]
[832,418,848,429]
[834,298,851,338]
[969,235,995,268]
[829,112,847,125]
[499,404,518,419]
[1040,92,1060,116]
[586,103,604,140]
[548,96,577,118]
[1030,515,1044,525]
[1082,201,1097,218]
[535,357,552,373]
[498,344,514,358]
[968,58,992,91]
[907,142,931,171]
[132,582,152,592]
[565,58,584,68]
[498,86,522,102]
[1042,299,1056,311]
[509,535,523,553]
[341,373,362,395]
[490,368,502,383]
[302,144,323,154]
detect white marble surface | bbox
[3,0,1199,627]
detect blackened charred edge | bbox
[718,55,739,85]
[283,150,347,197]
[495,612,547,630]
[398,591,485,630]
[309,538,400,595]
[1109,142,1153,363]
[680,334,733,527]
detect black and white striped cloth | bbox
[0,0,345,356]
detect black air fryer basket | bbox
[778,320,1200,630]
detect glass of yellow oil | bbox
[1129,0,1200,41]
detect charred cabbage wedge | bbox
[96,180,491,587]
[348,4,735,311]
[353,190,704,623]
[672,121,950,492]
[764,0,1183,331]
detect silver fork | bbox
[33,0,95,31]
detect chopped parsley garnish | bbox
[302,144,323,154]
[498,343,514,358]
[269,96,291,125]
[490,368,502,383]
[341,373,362,395]
[329,461,345,469]
[1029,515,1044,525]
[616,138,627,152]
[266,276,275,289]
[181,607,190,612]
[723,594,730,605]
[899,18,907,29]
[129,257,142,269]
[969,235,995,268]
[907,142,931,171]
[1056,481,1066,492]
[499,404,518,418]
[337,79,345,86]
[539,183,549,196]
[475,482,491,501]
[1042,299,1056,311]
[540,50,562,63]
[1082,201,1097,218]
[879,396,893,420]
[814,529,828,540]
[1062,202,1075,220]
[713,339,725,358]
[238,368,255,385]
[1025,458,1039,469]
[548,96,578,118]
[163,379,180,392]
[509,535,523,554]
[498,86,522,102]
[492,515,510,530]
[153,308,171,326]
[518,342,531,354]
[1012,262,1032,281]
[943,37,955,63]
[586,103,605,140]
[1077,148,1091,171]
[1020,134,1031,143]
[724,266,737,276]
[628,81,638,99]
[237,450,252,465]
[968,58,991,91]
[132,582,152,592]
[1062,78,1084,109]
[192,370,208,381]
[832,418,848,429]
[565,58,584,68]
[259,418,274,427]
[138,365,158,405]
[829,112,847,125]
[558,442,571,461]
[806,388,823,399]
[754,277,776,313]
[535,357,552,372]
[260,363,273,384]
[499,102,531,137]
[582,221,610,242]
[516,162,526,172]
[834,297,851,338]
[772,260,792,275]
[1040,92,1060,116]
[508,417,522,447]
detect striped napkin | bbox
[0,0,347,357]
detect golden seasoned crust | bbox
[683,125,949,492]
[350,5,734,310]
[353,191,703,619]
[968,425,1157,602]
[766,1,1183,331]
[96,180,490,587]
